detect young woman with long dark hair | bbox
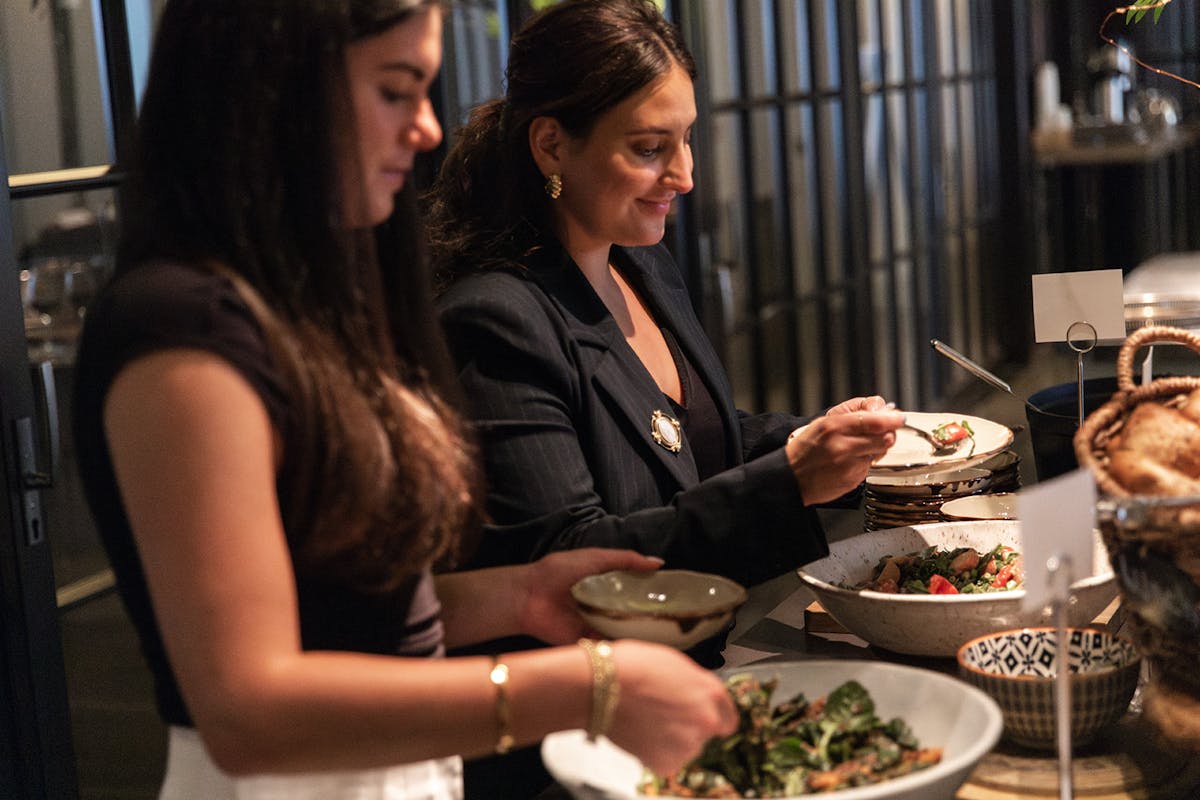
[73,2,736,797]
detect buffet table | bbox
[713,507,1200,800]
[536,504,1200,799]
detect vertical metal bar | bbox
[919,0,946,406]
[768,0,802,410]
[946,0,971,361]
[52,1,81,167]
[989,0,1036,364]
[805,0,833,404]
[872,0,902,403]
[732,2,768,411]
[96,0,136,168]
[673,1,718,323]
[899,3,927,405]
[835,0,872,399]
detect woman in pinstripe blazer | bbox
[427,4,902,797]
[428,0,902,591]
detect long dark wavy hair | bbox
[424,0,696,288]
[118,0,480,591]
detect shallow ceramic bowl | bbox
[570,570,747,650]
[542,659,1002,800]
[797,521,1117,657]
[957,627,1141,749]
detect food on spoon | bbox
[843,545,1023,594]
[931,420,976,456]
[639,675,942,797]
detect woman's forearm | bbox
[196,646,592,775]
[435,566,524,647]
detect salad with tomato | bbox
[845,544,1023,594]
[931,420,975,456]
[640,675,942,797]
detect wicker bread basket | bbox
[1074,325,1200,750]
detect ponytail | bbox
[425,99,549,290]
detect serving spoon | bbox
[900,422,964,456]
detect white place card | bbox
[1017,468,1097,611]
[1031,269,1126,344]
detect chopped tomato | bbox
[932,421,970,445]
[991,564,1015,589]
[928,574,959,594]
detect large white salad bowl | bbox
[796,520,1117,657]
[542,659,1002,800]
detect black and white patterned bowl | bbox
[956,627,1141,750]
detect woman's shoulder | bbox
[99,260,241,326]
[77,258,287,425]
[437,266,548,315]
[81,259,267,375]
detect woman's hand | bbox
[606,641,738,777]
[516,549,664,644]
[825,395,891,416]
[785,399,904,505]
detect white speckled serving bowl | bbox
[797,521,1117,657]
[570,570,747,650]
[957,627,1141,749]
[542,659,1003,800]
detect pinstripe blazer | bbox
[437,242,829,588]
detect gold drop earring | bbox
[544,173,563,200]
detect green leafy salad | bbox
[845,544,1023,595]
[640,675,942,798]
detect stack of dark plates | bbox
[977,450,1021,493]
[862,450,1021,532]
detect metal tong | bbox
[930,339,1015,397]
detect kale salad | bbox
[640,674,942,798]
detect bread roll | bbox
[1178,388,1200,426]
[1115,402,1200,478]
[1108,449,1200,496]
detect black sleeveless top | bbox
[72,261,445,727]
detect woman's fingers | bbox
[785,410,903,503]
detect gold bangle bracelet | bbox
[489,655,515,754]
[578,638,619,742]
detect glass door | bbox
[1,1,166,796]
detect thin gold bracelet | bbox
[577,638,619,742]
[489,654,515,754]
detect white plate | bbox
[940,492,1018,521]
[871,412,1013,471]
[866,465,992,497]
[541,660,1002,800]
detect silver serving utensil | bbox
[900,423,962,456]
[930,339,1015,397]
